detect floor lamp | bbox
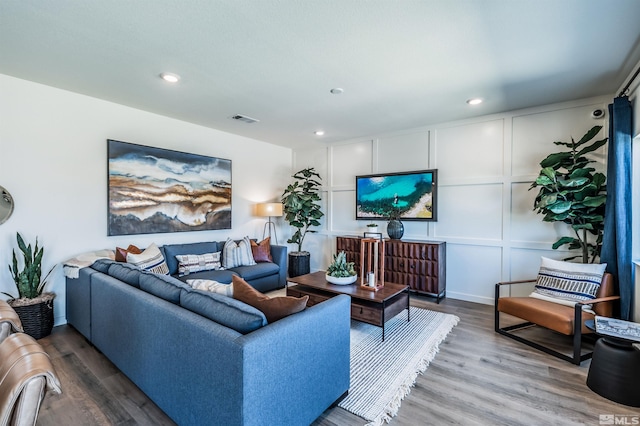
[256,202,283,244]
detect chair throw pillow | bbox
[175,252,222,276]
[186,279,233,297]
[530,257,606,304]
[231,275,308,323]
[250,237,273,263]
[126,243,170,275]
[222,237,256,269]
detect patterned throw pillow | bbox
[175,252,222,276]
[186,279,233,297]
[222,237,256,269]
[126,243,170,275]
[530,257,606,304]
[251,237,273,263]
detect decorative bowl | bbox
[325,274,357,285]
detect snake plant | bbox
[326,251,356,278]
[4,232,52,299]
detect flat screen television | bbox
[355,169,437,221]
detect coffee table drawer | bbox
[287,287,329,307]
[351,303,382,326]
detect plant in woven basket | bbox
[326,251,356,278]
[4,232,55,339]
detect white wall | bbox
[0,74,292,325]
[294,96,611,305]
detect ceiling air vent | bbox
[230,114,259,124]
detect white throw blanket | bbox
[63,249,115,278]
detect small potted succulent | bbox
[325,251,357,285]
[366,223,378,233]
[4,232,55,339]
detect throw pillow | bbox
[186,279,233,297]
[231,275,308,323]
[175,251,222,276]
[250,237,273,263]
[126,243,170,275]
[530,257,606,304]
[222,237,256,269]
[115,244,142,262]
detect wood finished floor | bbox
[37,295,638,426]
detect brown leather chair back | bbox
[0,333,61,426]
[594,272,615,317]
[0,301,23,343]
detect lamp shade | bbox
[256,202,283,217]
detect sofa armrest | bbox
[239,294,351,426]
[270,244,288,287]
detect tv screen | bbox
[356,169,437,221]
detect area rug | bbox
[339,307,459,426]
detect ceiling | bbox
[2,1,640,150]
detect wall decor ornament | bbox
[107,140,232,236]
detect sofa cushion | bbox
[92,258,117,274]
[175,251,222,277]
[232,276,308,323]
[532,257,606,304]
[250,237,273,263]
[186,279,234,297]
[162,241,218,275]
[174,269,238,284]
[179,289,266,334]
[139,272,190,304]
[229,262,279,281]
[126,243,169,275]
[222,237,256,269]
[107,262,142,288]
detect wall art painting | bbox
[107,139,231,236]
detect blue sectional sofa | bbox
[66,254,351,426]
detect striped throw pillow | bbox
[126,243,169,275]
[222,237,256,269]
[175,252,222,277]
[531,257,606,304]
[186,279,233,297]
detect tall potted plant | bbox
[281,167,324,277]
[529,125,607,263]
[3,232,55,339]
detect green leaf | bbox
[557,177,589,188]
[548,200,572,214]
[577,137,608,157]
[536,193,558,209]
[574,126,602,148]
[552,236,578,250]
[540,152,572,168]
[582,195,606,207]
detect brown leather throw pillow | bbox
[232,275,308,323]
[250,237,273,263]
[115,244,142,262]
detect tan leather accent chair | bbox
[0,301,23,343]
[495,272,619,365]
[0,333,61,425]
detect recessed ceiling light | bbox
[314,130,325,136]
[160,72,180,83]
[466,98,483,105]
[330,88,344,95]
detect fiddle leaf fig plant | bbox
[281,167,324,252]
[529,125,608,263]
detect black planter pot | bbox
[387,219,404,239]
[288,251,311,277]
[9,293,55,340]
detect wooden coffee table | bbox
[287,271,410,341]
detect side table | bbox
[585,319,640,407]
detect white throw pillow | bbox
[175,251,222,277]
[530,257,606,305]
[126,243,169,275]
[222,237,256,269]
[186,279,233,297]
